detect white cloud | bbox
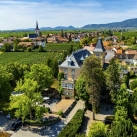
[0,0,137,30]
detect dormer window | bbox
[80,55,84,62]
[67,57,72,66]
[85,53,89,58]
[66,55,69,60]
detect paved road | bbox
[0,100,85,137]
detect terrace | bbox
[52,99,76,115]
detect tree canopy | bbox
[105,59,120,103]
[0,65,12,102]
[24,64,53,90]
[11,78,43,121]
[75,77,89,101]
[80,55,104,119]
[88,122,106,137]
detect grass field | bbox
[114,31,137,37]
[46,43,79,51]
[0,30,80,38]
[0,31,61,37]
[0,52,62,65]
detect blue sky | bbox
[0,0,137,30]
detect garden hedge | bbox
[58,109,84,137]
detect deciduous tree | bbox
[0,65,12,102]
[24,64,53,90]
[80,56,104,119]
[11,78,43,121]
[75,77,89,102]
[105,59,120,103]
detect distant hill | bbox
[4,18,137,31]
[13,26,76,31]
[82,18,137,29]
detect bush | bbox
[75,134,86,137]
[25,117,60,125]
[130,79,137,90]
[58,109,84,137]
[57,110,64,117]
[27,47,32,52]
[129,71,135,78]
[45,107,50,113]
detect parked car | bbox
[11,120,22,131]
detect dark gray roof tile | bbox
[93,38,106,52]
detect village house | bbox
[47,36,57,43]
[34,37,46,47]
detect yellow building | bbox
[59,38,107,99]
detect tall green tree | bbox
[80,56,104,119]
[105,59,120,103]
[115,83,133,120]
[107,119,137,137]
[24,64,53,90]
[0,65,12,102]
[132,88,137,116]
[2,43,13,52]
[6,63,30,88]
[11,78,43,121]
[61,29,64,37]
[75,77,89,102]
[51,59,59,77]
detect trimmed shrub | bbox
[75,134,86,137]
[58,109,84,137]
[25,117,60,125]
[57,110,63,117]
[130,79,137,90]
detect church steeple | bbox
[35,20,40,36]
[36,20,39,29]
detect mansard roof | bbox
[93,38,106,52]
[59,49,91,68]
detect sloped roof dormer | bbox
[80,55,84,61]
[85,53,89,58]
[67,57,72,66]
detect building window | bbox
[64,74,68,80]
[64,68,68,73]
[96,53,99,57]
[71,84,74,89]
[71,69,75,74]
[72,75,75,80]
[65,83,67,88]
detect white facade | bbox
[35,41,46,47]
